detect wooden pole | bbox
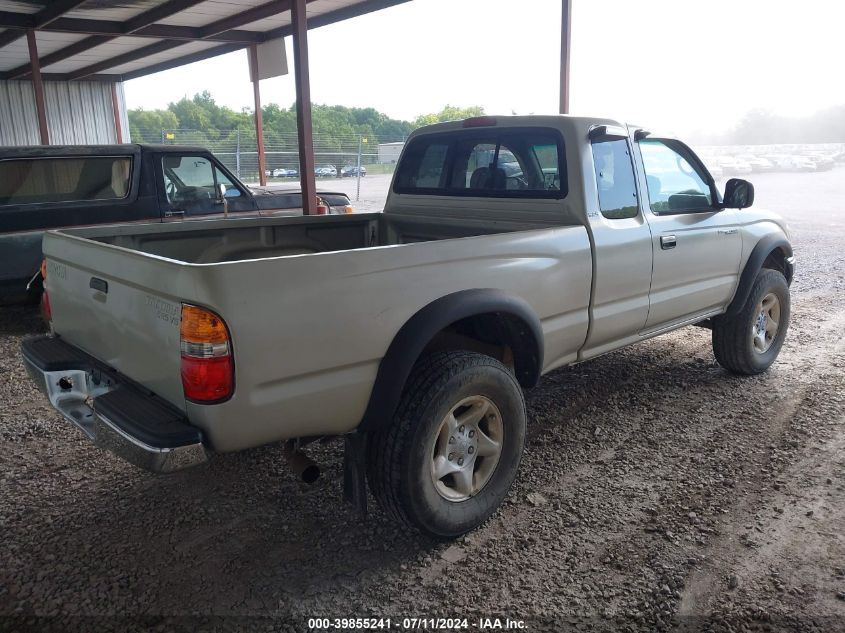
[249,44,268,186]
[291,0,317,215]
[559,0,572,115]
[110,83,123,143]
[26,29,49,144]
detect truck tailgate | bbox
[42,230,187,410]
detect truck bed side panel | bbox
[181,226,591,452]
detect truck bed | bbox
[72,212,559,264]
[42,212,592,451]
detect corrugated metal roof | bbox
[0,0,411,82]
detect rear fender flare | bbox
[358,288,543,432]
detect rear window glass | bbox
[394,127,566,199]
[0,157,131,205]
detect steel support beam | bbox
[5,35,112,80]
[3,0,207,79]
[45,0,302,80]
[26,30,49,144]
[120,43,243,81]
[111,83,124,144]
[66,39,186,80]
[291,0,317,215]
[249,45,268,187]
[559,0,572,114]
[0,1,293,40]
[77,0,411,84]
[0,0,87,47]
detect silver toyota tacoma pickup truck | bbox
[21,115,794,538]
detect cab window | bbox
[394,128,565,199]
[0,156,131,205]
[638,139,713,213]
[590,138,638,219]
[161,155,241,214]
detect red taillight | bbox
[180,304,233,403]
[463,116,497,128]
[180,355,234,402]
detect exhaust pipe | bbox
[283,441,320,484]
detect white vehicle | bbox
[738,155,776,173]
[717,156,753,176]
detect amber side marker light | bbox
[180,304,234,403]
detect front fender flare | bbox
[725,235,793,316]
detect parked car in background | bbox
[0,145,354,304]
[341,165,367,177]
[23,115,794,538]
[738,155,776,173]
[716,156,753,176]
[780,156,817,172]
[807,155,834,171]
[316,165,338,177]
[272,167,301,178]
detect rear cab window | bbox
[394,127,566,199]
[590,138,639,219]
[0,156,132,206]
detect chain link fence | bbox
[130,128,407,184]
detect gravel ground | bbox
[1,169,844,633]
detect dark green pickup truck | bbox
[0,144,353,303]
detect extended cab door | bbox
[634,137,742,330]
[156,152,258,221]
[579,128,654,359]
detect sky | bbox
[123,0,845,137]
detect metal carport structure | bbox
[0,0,573,214]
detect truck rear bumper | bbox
[21,336,207,474]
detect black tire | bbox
[712,268,790,375]
[367,351,526,539]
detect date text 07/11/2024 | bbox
[307,617,527,630]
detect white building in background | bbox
[378,141,404,164]
[0,80,130,146]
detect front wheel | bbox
[712,268,790,375]
[367,351,526,538]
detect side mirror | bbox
[722,178,754,209]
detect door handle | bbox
[660,235,677,250]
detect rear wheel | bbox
[712,268,790,375]
[367,351,526,538]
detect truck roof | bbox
[407,114,639,141]
[0,144,212,158]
